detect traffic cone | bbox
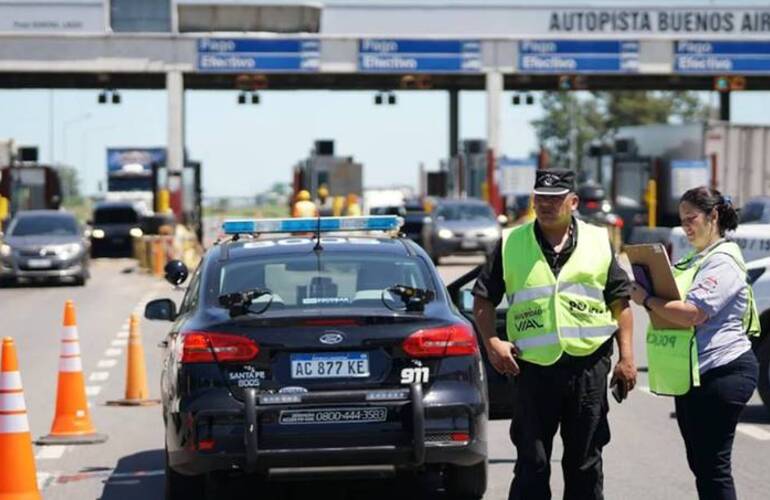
[106,314,159,406]
[0,337,42,500]
[37,300,107,445]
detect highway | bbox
[2,255,768,500]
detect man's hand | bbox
[611,357,637,395]
[486,337,521,376]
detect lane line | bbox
[105,348,122,357]
[85,385,102,396]
[736,424,770,441]
[97,359,118,368]
[116,330,129,339]
[111,339,128,347]
[89,372,109,382]
[36,446,66,460]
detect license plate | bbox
[461,239,478,249]
[26,258,52,268]
[291,352,369,379]
[280,407,387,425]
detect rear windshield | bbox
[93,207,138,224]
[436,204,494,221]
[10,216,78,236]
[216,252,434,310]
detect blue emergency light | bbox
[222,216,403,235]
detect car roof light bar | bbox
[222,216,403,235]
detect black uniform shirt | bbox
[472,217,630,307]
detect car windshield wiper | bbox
[386,284,435,312]
[218,288,273,317]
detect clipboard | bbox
[624,244,682,329]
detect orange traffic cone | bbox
[0,337,42,500]
[37,300,107,445]
[107,314,159,406]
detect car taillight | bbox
[585,201,600,209]
[181,331,259,363]
[402,324,478,358]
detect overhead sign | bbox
[519,40,639,73]
[675,41,770,73]
[197,39,320,73]
[0,1,105,32]
[324,7,770,39]
[358,39,481,73]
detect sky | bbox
[1,0,770,197]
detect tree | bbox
[531,91,712,170]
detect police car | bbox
[145,216,513,499]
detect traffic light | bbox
[714,76,747,92]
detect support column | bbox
[485,72,503,214]
[449,89,459,158]
[166,70,185,219]
[719,91,731,121]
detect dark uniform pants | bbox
[508,346,612,500]
[675,350,758,500]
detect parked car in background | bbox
[740,196,770,225]
[576,183,624,229]
[370,199,428,246]
[90,201,143,257]
[421,199,501,264]
[0,210,89,286]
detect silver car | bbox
[0,210,90,286]
[422,199,501,264]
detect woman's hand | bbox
[629,282,649,306]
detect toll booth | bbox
[151,161,203,242]
[293,140,363,201]
[444,139,487,199]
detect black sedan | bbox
[0,210,90,286]
[145,216,513,499]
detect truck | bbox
[292,140,363,208]
[104,147,203,241]
[0,142,62,226]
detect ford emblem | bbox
[319,332,344,345]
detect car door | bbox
[447,265,515,420]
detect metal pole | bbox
[49,90,55,164]
[167,71,185,219]
[719,91,731,121]
[485,72,503,214]
[449,89,459,158]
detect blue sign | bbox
[519,40,639,73]
[358,39,481,73]
[197,38,320,72]
[675,41,770,73]
[106,148,166,174]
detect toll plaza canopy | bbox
[3,0,770,173]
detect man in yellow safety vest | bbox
[472,168,637,500]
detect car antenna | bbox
[313,215,323,251]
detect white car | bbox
[747,257,770,412]
[670,224,770,264]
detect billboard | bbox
[0,1,105,33]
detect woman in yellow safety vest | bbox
[630,186,759,500]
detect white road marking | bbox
[105,348,122,357]
[97,359,118,368]
[36,446,66,460]
[736,424,770,441]
[111,339,128,347]
[89,372,109,382]
[85,385,102,396]
[116,330,129,339]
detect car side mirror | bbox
[145,298,177,321]
[497,214,509,226]
[164,260,189,286]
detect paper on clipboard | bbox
[624,243,682,329]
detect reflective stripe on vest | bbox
[502,220,617,366]
[646,240,758,396]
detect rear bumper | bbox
[167,384,487,476]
